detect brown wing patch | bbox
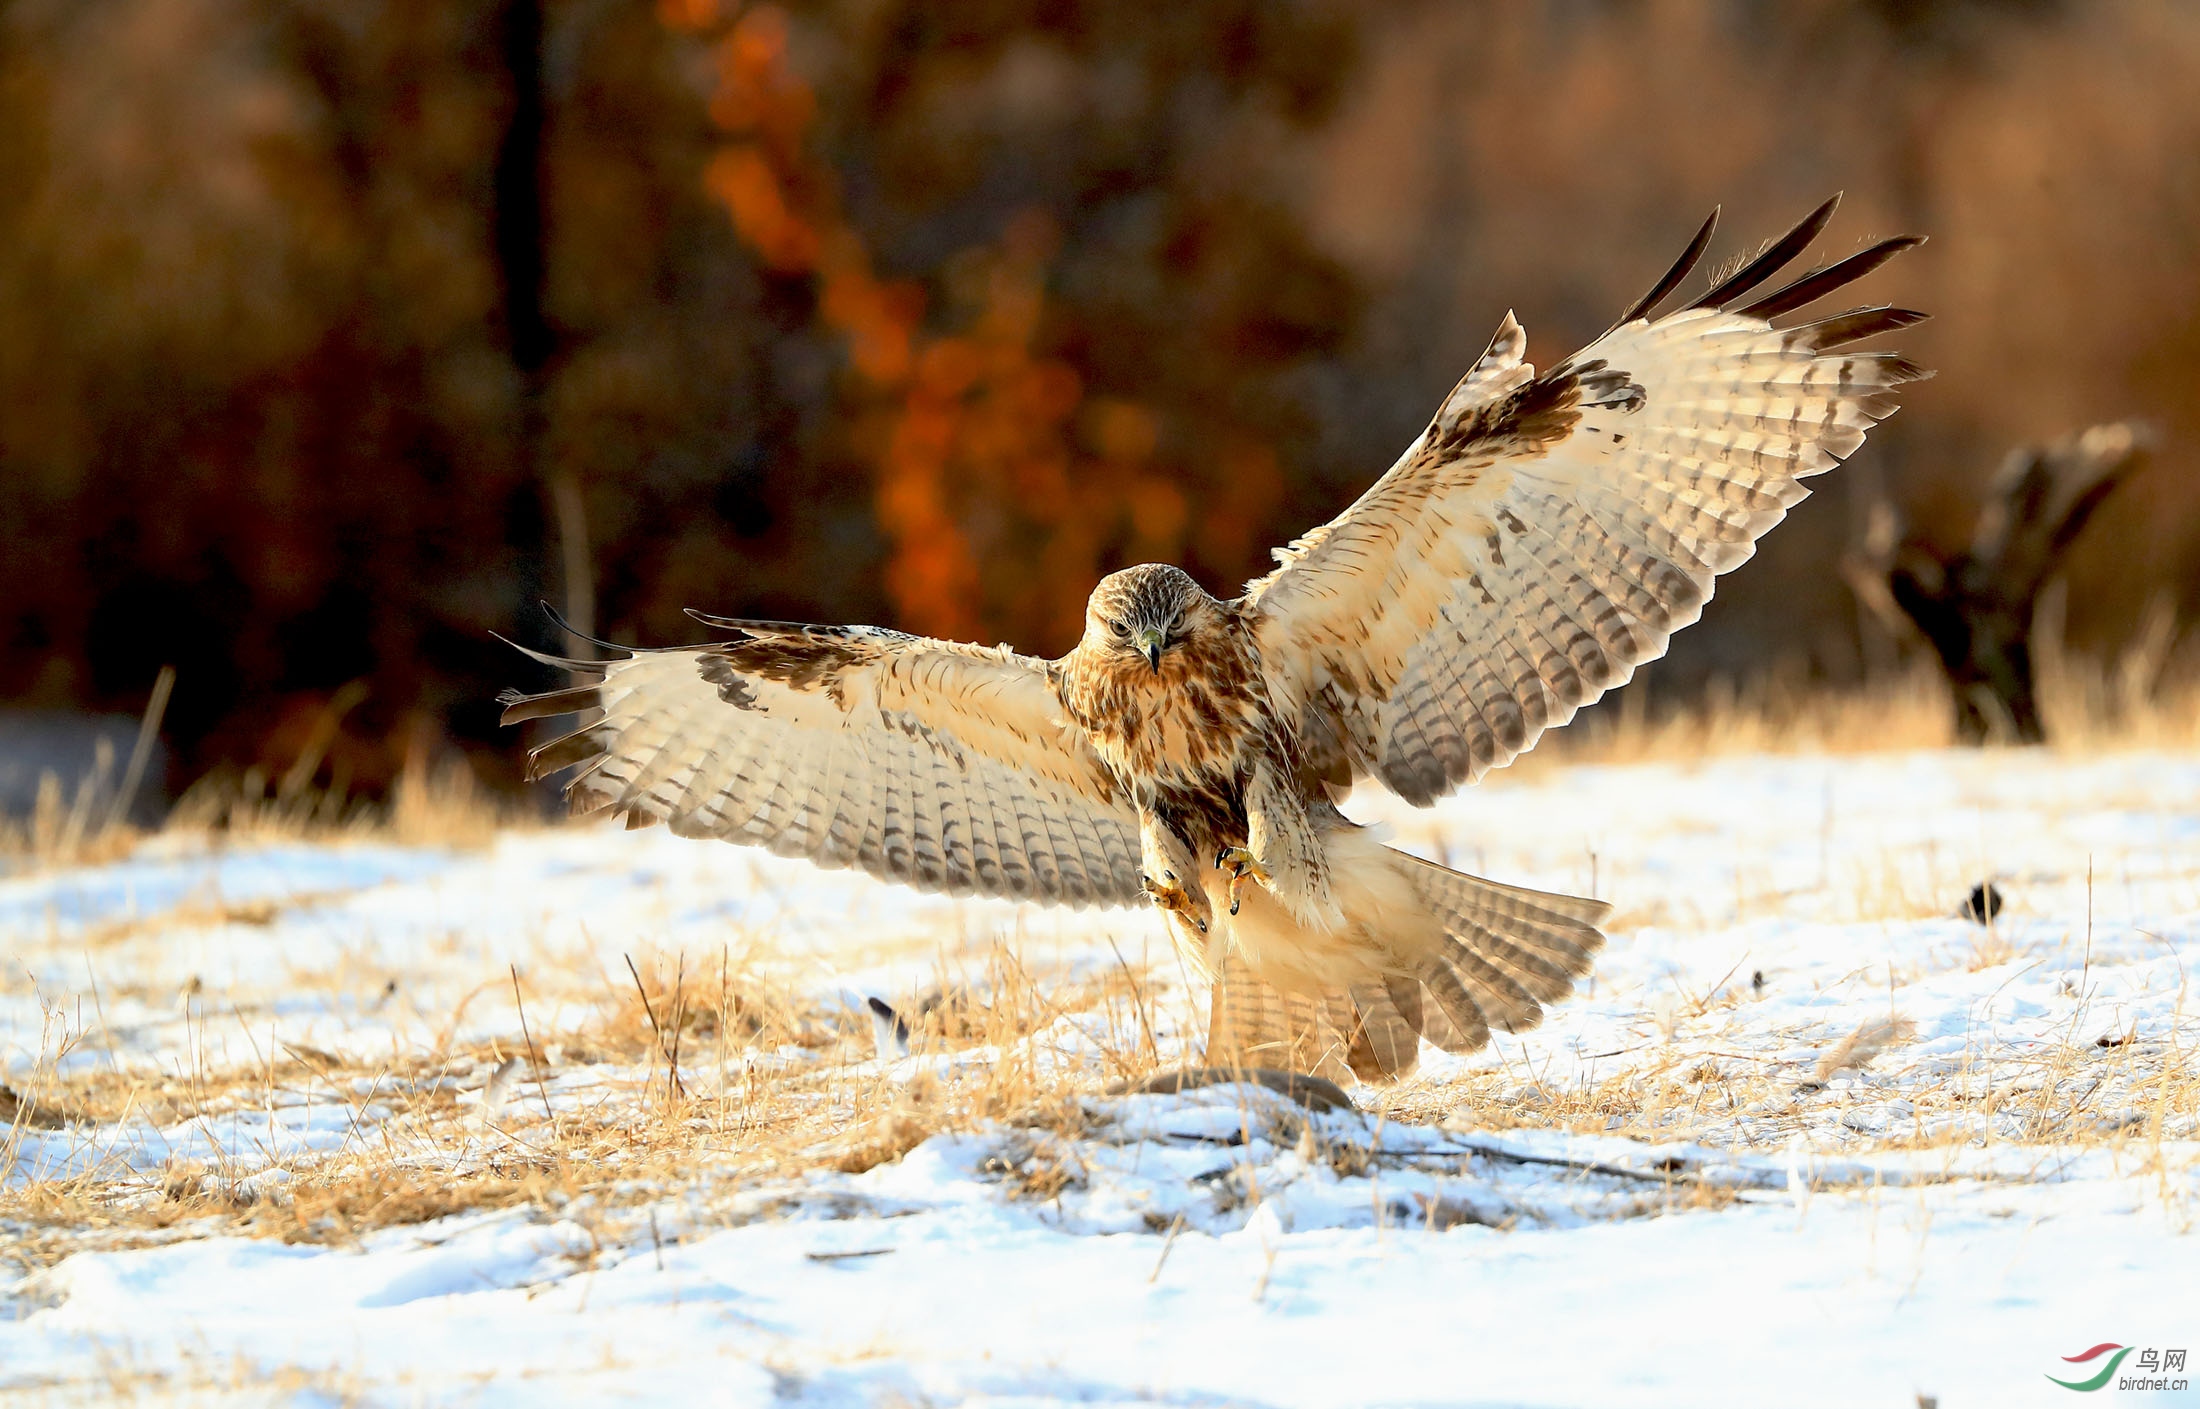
[1421,362,1595,466]
[700,629,876,704]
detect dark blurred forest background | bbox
[4,0,2199,800]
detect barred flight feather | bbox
[1244,195,1928,807]
[501,630,1144,906]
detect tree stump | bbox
[1844,422,2151,743]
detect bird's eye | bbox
[1109,619,1129,638]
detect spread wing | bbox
[499,616,1144,906]
[1244,196,1930,805]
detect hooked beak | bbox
[1136,626,1165,674]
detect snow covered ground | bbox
[2,747,2197,1406]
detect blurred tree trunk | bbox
[1845,423,2151,743]
[493,0,590,644]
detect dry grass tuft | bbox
[0,668,172,872]
[0,1084,72,1132]
[828,1076,948,1175]
[1527,664,1955,770]
[166,746,508,849]
[269,1162,572,1244]
[5,738,509,886]
[4,1348,371,1405]
[0,922,1189,1267]
[1518,615,2200,771]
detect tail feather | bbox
[1414,991,1477,1054]
[1380,971,1425,1036]
[1412,860,1612,933]
[1452,918,1582,1001]
[1404,855,1605,1051]
[1202,848,1609,1083]
[1206,951,1354,1083]
[1415,959,1494,1054]
[1340,984,1420,1080]
[1435,936,1545,1033]
[1383,969,1485,1065]
[1405,855,1605,973]
[1399,851,1608,1063]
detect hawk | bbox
[502,196,1926,1082]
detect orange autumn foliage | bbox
[683,3,1176,645]
[24,0,2200,796]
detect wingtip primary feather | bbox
[1689,193,1843,311]
[491,629,605,673]
[497,682,604,725]
[1789,305,1931,349]
[523,725,606,780]
[538,600,631,656]
[1736,233,1926,321]
[682,608,839,638]
[1612,205,1720,328]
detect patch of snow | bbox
[3,747,2197,1405]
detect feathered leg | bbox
[1227,760,1341,929]
[1138,811,1213,937]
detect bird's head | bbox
[1078,564,1219,675]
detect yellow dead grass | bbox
[0,937,1178,1267]
[8,895,2192,1271]
[7,639,2200,1266]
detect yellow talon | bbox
[1213,846,1271,916]
[1142,872,1208,934]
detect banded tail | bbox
[1207,851,1606,1082]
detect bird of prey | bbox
[502,195,1926,1082]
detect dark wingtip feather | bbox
[498,682,604,725]
[1736,234,1926,321]
[1883,355,1935,385]
[683,608,822,636]
[1791,305,1931,350]
[539,601,631,655]
[523,726,604,781]
[1612,206,1720,328]
[566,789,618,820]
[1689,193,1842,311]
[491,630,605,673]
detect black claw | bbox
[1213,848,1226,871]
[1229,895,1241,916]
[1196,919,1207,933]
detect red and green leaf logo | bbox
[2049,1344,2134,1392]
